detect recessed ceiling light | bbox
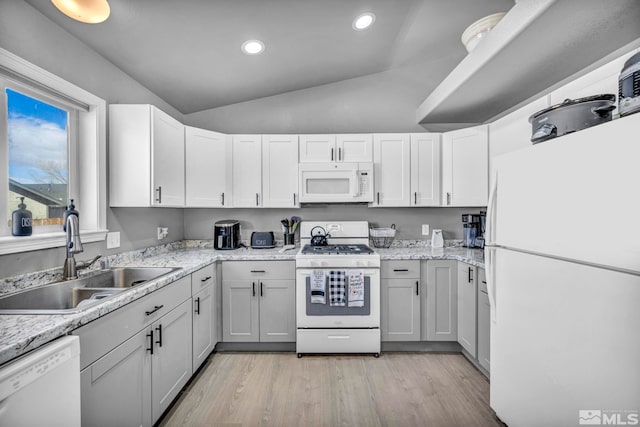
[353,13,375,31]
[241,40,265,55]
[51,0,111,24]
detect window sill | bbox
[0,230,108,255]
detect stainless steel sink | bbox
[0,266,181,315]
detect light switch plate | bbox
[422,224,430,236]
[106,232,120,249]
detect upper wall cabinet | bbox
[410,133,441,207]
[185,127,229,208]
[371,134,411,207]
[299,134,372,163]
[229,135,262,207]
[262,135,299,208]
[110,105,185,207]
[442,126,488,207]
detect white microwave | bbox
[298,162,374,203]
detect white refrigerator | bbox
[485,113,640,427]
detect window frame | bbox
[0,48,107,255]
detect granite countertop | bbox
[0,242,483,366]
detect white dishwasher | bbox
[0,335,81,427]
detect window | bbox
[5,87,73,234]
[0,48,107,254]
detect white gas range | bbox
[295,221,381,357]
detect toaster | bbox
[250,231,275,249]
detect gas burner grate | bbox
[300,244,374,255]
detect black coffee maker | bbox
[461,211,486,248]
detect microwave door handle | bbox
[351,171,359,197]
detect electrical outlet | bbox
[106,231,120,249]
[157,227,168,240]
[422,224,430,236]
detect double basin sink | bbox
[0,267,181,315]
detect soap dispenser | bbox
[12,197,32,236]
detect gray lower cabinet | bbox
[75,276,193,427]
[423,260,458,341]
[222,261,295,343]
[477,268,490,372]
[381,261,421,341]
[192,264,216,370]
[457,262,477,358]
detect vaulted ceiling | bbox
[25,0,514,114]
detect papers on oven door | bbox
[309,270,365,307]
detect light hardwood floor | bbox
[159,352,502,427]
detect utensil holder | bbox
[284,233,295,245]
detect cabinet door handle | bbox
[155,324,162,347]
[393,269,409,272]
[195,297,201,315]
[338,147,342,161]
[260,282,263,297]
[416,281,419,296]
[256,193,259,206]
[250,270,266,273]
[293,193,296,206]
[468,267,473,283]
[447,192,451,205]
[145,305,164,316]
[201,276,212,282]
[252,282,256,297]
[146,330,154,354]
[414,192,417,205]
[221,192,225,206]
[481,280,487,284]
[331,147,334,161]
[155,186,162,204]
[377,192,380,205]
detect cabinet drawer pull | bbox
[200,276,212,282]
[393,269,409,272]
[195,297,201,315]
[250,270,266,273]
[146,330,154,354]
[145,305,164,316]
[416,281,419,296]
[155,324,162,347]
[328,335,350,340]
[252,282,256,297]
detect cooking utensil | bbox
[309,226,330,246]
[528,94,616,144]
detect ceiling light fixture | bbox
[51,0,111,24]
[241,40,265,55]
[353,12,376,31]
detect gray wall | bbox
[0,2,185,278]
[184,206,484,243]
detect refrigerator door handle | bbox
[486,171,498,245]
[486,247,497,323]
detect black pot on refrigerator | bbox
[214,220,240,250]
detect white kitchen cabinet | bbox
[222,261,295,343]
[381,261,421,342]
[191,264,216,371]
[457,262,477,358]
[477,268,490,373]
[336,134,373,162]
[423,260,458,341]
[109,104,185,207]
[185,126,229,207]
[299,134,336,163]
[262,135,299,207]
[441,125,488,207]
[410,133,441,206]
[230,134,262,207]
[372,133,411,206]
[299,134,372,163]
[151,299,193,423]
